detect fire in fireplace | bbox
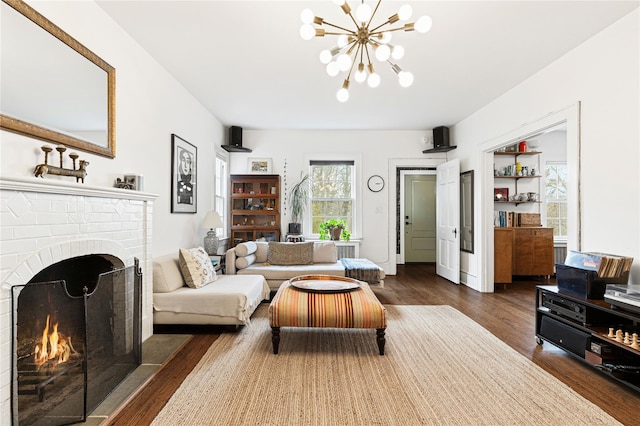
[11,256,142,426]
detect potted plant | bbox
[319,218,350,241]
[288,172,309,234]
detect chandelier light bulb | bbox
[415,16,433,33]
[391,45,405,60]
[398,71,414,87]
[356,4,372,22]
[377,32,392,44]
[326,61,340,77]
[301,9,315,24]
[337,34,349,48]
[319,49,333,64]
[398,4,412,20]
[367,73,381,88]
[354,63,367,83]
[336,87,349,102]
[337,53,352,72]
[375,44,391,62]
[300,24,315,40]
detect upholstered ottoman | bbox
[268,275,387,355]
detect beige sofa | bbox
[153,252,270,325]
[226,241,384,290]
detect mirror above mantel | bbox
[0,0,116,158]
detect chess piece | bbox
[608,328,615,338]
[632,333,640,350]
[624,332,630,345]
[616,330,624,342]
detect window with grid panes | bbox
[310,160,354,235]
[545,162,567,239]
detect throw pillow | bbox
[267,242,314,265]
[179,247,217,288]
[236,254,256,270]
[235,241,257,257]
[313,241,338,263]
[255,242,269,263]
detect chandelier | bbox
[299,0,432,102]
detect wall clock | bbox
[367,175,385,192]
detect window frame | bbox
[215,150,229,238]
[303,154,362,239]
[545,161,568,242]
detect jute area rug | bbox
[152,305,619,425]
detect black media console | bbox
[536,285,640,392]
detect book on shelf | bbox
[493,211,541,228]
[564,250,633,279]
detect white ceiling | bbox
[96,0,638,131]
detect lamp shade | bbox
[203,211,223,229]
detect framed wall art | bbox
[248,158,272,174]
[171,134,197,213]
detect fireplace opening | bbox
[11,256,142,426]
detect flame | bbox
[34,314,78,368]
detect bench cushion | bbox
[269,281,386,329]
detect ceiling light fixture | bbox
[300,0,432,102]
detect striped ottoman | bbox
[268,276,387,355]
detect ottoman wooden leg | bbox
[376,328,386,355]
[271,326,280,354]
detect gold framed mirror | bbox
[0,0,116,158]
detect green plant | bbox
[319,218,350,241]
[289,172,309,224]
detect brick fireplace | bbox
[0,176,156,423]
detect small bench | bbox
[268,276,387,355]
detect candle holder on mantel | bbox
[33,145,90,183]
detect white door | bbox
[436,159,460,283]
[404,175,436,262]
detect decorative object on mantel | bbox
[202,211,224,255]
[171,134,197,213]
[299,0,432,102]
[33,144,89,183]
[114,175,143,190]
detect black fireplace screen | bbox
[11,258,142,426]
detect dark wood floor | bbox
[107,264,638,425]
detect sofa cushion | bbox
[235,241,257,257]
[313,241,338,263]
[179,247,217,288]
[255,242,269,263]
[153,254,185,293]
[237,262,346,281]
[267,241,314,265]
[236,254,256,270]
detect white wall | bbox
[453,9,640,288]
[0,0,224,258]
[228,129,449,274]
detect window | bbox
[310,160,354,235]
[545,162,567,239]
[215,153,228,237]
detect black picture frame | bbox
[171,134,197,213]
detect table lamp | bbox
[203,211,223,255]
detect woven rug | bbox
[151,305,619,425]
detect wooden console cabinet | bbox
[494,227,553,283]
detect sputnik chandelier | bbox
[299,0,432,102]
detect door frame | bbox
[479,102,581,292]
[399,169,437,264]
[388,158,447,275]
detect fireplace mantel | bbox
[0,176,158,201]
